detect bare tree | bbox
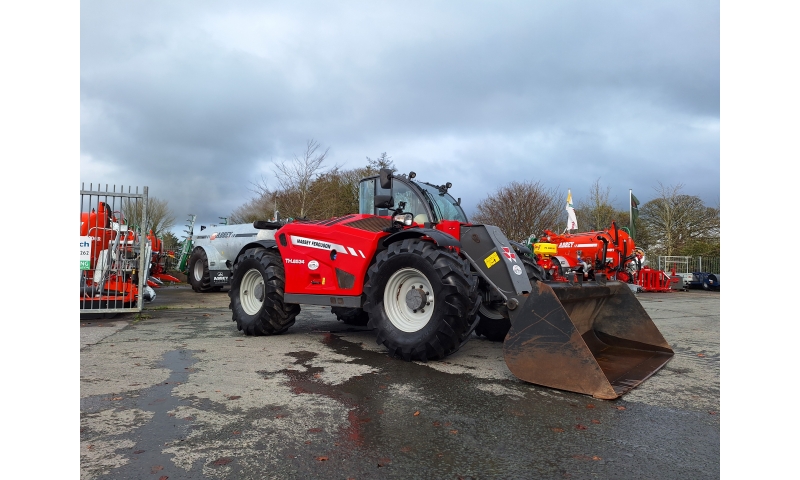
[121,196,176,236]
[229,192,276,224]
[639,183,720,256]
[270,139,334,218]
[575,178,619,231]
[472,181,562,243]
[231,150,397,222]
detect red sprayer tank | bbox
[533,221,640,283]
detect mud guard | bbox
[382,228,461,249]
[503,280,673,399]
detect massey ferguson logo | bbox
[501,246,517,262]
[558,242,574,248]
[290,235,366,258]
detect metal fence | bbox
[657,256,720,275]
[80,184,149,314]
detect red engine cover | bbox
[276,215,392,296]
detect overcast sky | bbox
[80,0,719,234]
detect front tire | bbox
[362,239,479,361]
[229,248,300,335]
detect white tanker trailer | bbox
[187,221,279,292]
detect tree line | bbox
[473,179,720,258]
[148,139,719,259]
[227,140,719,258]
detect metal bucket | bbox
[503,279,673,399]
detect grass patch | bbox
[133,313,152,323]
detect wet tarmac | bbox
[80,284,720,479]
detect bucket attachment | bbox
[503,278,673,399]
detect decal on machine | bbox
[308,260,319,270]
[484,251,501,268]
[501,246,517,262]
[558,242,574,248]
[512,265,523,275]
[285,258,305,264]
[80,236,92,270]
[212,272,229,285]
[210,231,234,241]
[290,235,365,257]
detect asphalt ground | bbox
[80,284,720,479]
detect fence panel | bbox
[658,255,720,274]
[80,184,149,314]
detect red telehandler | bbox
[224,169,674,399]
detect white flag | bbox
[566,190,578,231]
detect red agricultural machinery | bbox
[146,230,182,286]
[530,222,680,292]
[80,201,164,309]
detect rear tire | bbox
[188,249,213,293]
[229,247,300,335]
[362,238,479,361]
[475,253,542,341]
[331,307,370,326]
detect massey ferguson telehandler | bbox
[227,169,673,399]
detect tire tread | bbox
[229,248,300,336]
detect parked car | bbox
[684,272,719,291]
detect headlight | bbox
[393,213,413,226]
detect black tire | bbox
[188,248,213,293]
[474,253,543,341]
[228,247,300,336]
[331,307,370,326]
[362,238,480,361]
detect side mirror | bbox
[379,168,393,189]
[375,195,394,208]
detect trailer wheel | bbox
[363,238,479,361]
[229,247,300,335]
[475,254,542,342]
[188,249,213,293]
[331,307,370,326]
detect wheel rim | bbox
[193,259,204,281]
[240,268,265,315]
[383,267,434,333]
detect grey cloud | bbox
[80,0,719,232]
